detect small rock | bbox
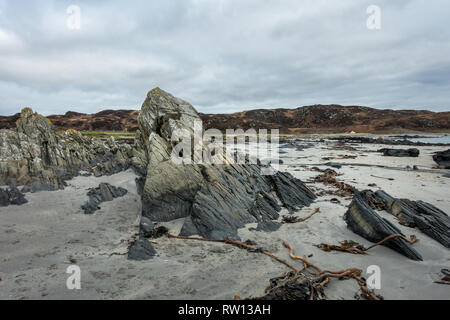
[127,238,157,261]
[0,186,27,207]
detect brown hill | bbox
[201,105,450,134]
[1,105,449,134]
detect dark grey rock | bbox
[433,149,450,168]
[179,216,200,236]
[81,183,128,214]
[378,148,420,157]
[324,162,342,169]
[0,186,27,207]
[127,238,157,260]
[344,190,423,261]
[269,172,316,213]
[359,189,450,248]
[139,216,155,236]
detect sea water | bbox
[407,135,450,144]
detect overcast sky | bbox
[0,0,449,115]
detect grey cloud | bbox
[0,0,449,116]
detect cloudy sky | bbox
[0,0,449,115]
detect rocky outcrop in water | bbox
[344,190,423,261]
[0,186,27,207]
[433,149,450,168]
[81,183,128,214]
[358,190,450,248]
[377,148,420,157]
[133,88,316,240]
[0,108,133,191]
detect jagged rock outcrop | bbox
[344,190,423,261]
[433,149,450,168]
[378,148,420,157]
[358,190,450,248]
[0,108,133,191]
[81,183,128,214]
[0,186,27,207]
[133,88,316,240]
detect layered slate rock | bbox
[378,148,420,157]
[359,190,450,248]
[81,183,128,214]
[0,186,27,207]
[133,88,316,240]
[0,108,133,191]
[433,149,450,168]
[344,190,423,261]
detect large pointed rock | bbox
[134,88,316,240]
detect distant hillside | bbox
[201,105,450,134]
[1,105,449,134]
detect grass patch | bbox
[80,131,136,139]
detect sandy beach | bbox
[1,137,449,300]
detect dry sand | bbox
[0,139,449,300]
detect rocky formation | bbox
[0,110,139,132]
[0,108,133,191]
[81,183,128,214]
[133,88,316,240]
[378,148,420,157]
[2,105,449,134]
[358,190,450,248]
[344,191,423,261]
[0,186,27,207]
[433,149,450,168]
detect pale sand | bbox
[0,140,449,300]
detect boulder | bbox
[433,149,450,168]
[134,88,316,240]
[377,148,420,157]
[81,183,128,214]
[344,190,423,261]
